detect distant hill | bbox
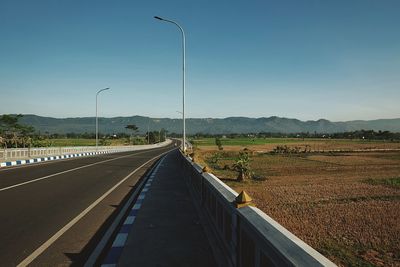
[15,115,400,134]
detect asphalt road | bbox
[0,143,176,266]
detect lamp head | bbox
[154,16,163,20]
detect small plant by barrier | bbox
[232,151,253,182]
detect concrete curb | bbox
[83,152,170,267]
[100,156,166,267]
[0,150,117,168]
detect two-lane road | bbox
[0,143,176,266]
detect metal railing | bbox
[0,140,171,162]
[180,152,336,267]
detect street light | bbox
[176,111,184,148]
[154,16,186,152]
[147,118,150,144]
[96,87,110,150]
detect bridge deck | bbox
[103,150,217,266]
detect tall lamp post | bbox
[176,110,184,147]
[147,119,150,144]
[154,16,186,152]
[96,87,110,150]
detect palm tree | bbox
[125,124,139,145]
[11,133,19,148]
[0,136,4,148]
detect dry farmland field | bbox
[192,138,400,267]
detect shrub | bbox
[232,151,253,181]
[215,137,223,150]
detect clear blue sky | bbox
[0,0,399,121]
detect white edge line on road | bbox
[17,149,175,267]
[0,149,160,192]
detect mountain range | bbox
[15,115,400,134]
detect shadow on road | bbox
[63,160,159,266]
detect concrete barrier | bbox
[179,152,336,267]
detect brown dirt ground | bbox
[194,147,400,267]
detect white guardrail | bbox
[180,152,336,267]
[0,140,172,162]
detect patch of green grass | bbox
[316,195,400,205]
[35,138,96,146]
[35,138,136,147]
[372,153,400,160]
[191,137,309,146]
[363,177,400,188]
[191,137,387,147]
[190,137,390,149]
[318,241,376,267]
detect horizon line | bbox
[2,113,400,123]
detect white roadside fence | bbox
[0,140,172,167]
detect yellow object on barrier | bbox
[235,191,253,208]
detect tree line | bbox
[0,114,169,148]
[0,114,36,148]
[192,130,400,141]
[2,114,399,148]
